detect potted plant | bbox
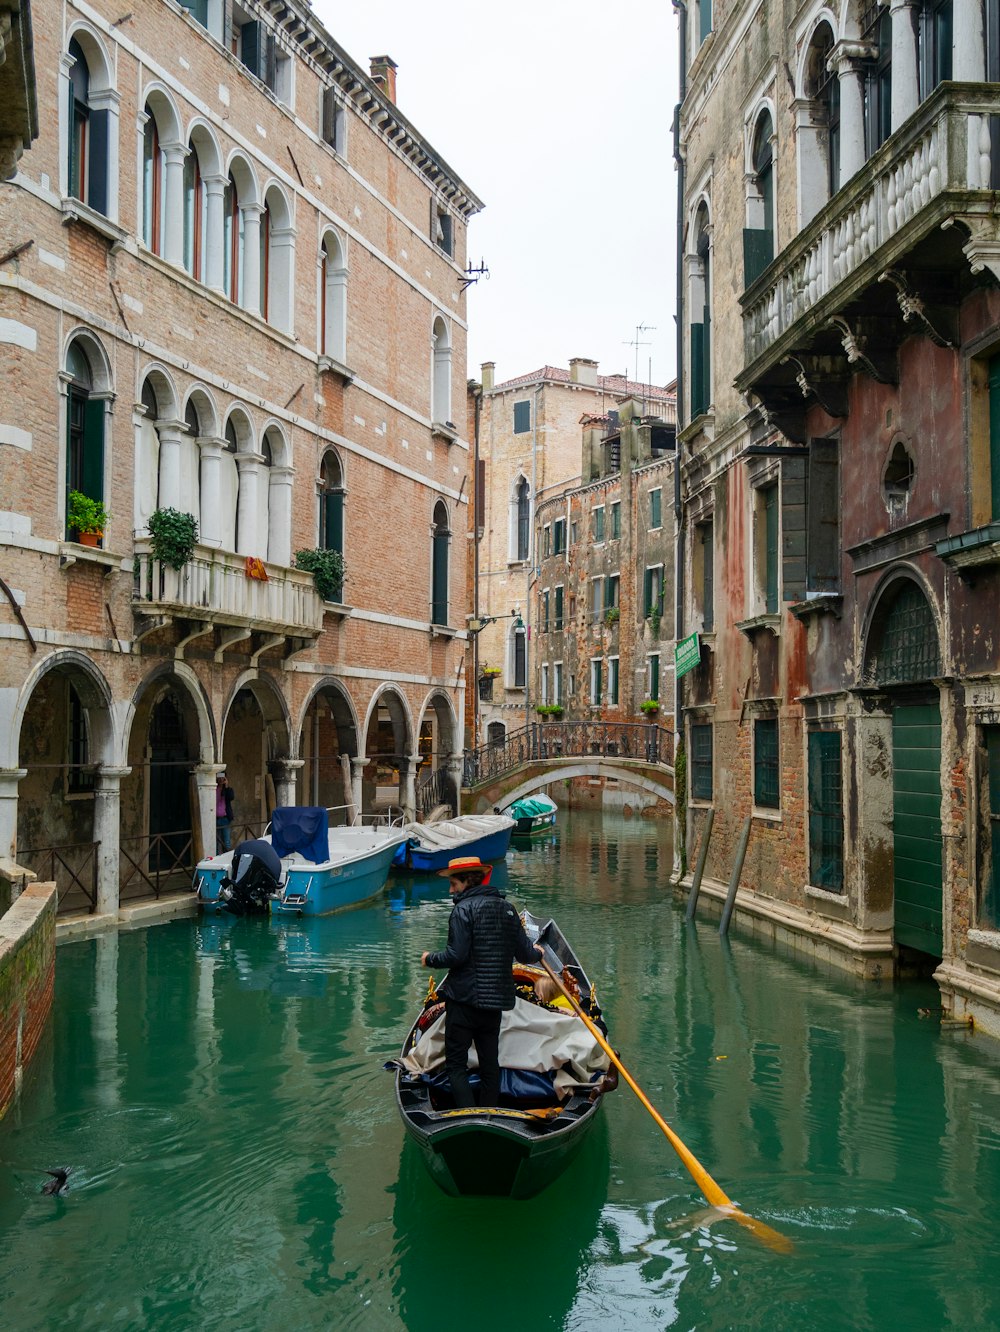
[536,703,564,720]
[67,490,109,546]
[148,508,198,570]
[639,698,660,716]
[480,666,502,677]
[647,607,661,640]
[295,547,345,603]
[605,606,620,626]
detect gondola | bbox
[388,912,617,1199]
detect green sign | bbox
[674,632,701,680]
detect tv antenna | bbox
[623,323,656,385]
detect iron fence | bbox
[119,831,195,901]
[18,841,99,914]
[415,764,456,817]
[464,721,673,788]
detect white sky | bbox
[312,1,680,390]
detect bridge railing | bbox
[464,721,673,789]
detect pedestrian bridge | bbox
[458,722,674,814]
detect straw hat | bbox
[437,855,492,882]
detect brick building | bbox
[677,0,1000,1029]
[469,361,674,751]
[0,0,481,918]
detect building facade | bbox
[0,0,480,917]
[470,361,675,752]
[677,0,1000,1028]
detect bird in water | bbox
[41,1167,71,1196]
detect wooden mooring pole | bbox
[684,807,715,921]
[719,816,753,937]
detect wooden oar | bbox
[539,950,793,1255]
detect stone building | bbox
[0,0,481,919]
[470,361,675,751]
[0,0,37,179]
[677,0,1000,1029]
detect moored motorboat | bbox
[194,806,407,917]
[389,912,616,1198]
[391,812,515,873]
[504,792,558,836]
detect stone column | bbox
[270,758,304,808]
[0,768,26,863]
[161,141,187,268]
[350,757,367,823]
[94,765,129,917]
[832,45,868,185]
[447,752,466,815]
[952,0,985,82]
[889,0,920,132]
[242,201,263,315]
[400,757,417,823]
[198,436,226,548]
[268,223,296,331]
[267,465,294,567]
[193,763,225,862]
[236,451,264,557]
[156,418,187,514]
[203,173,226,293]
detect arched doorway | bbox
[864,577,944,959]
[416,691,459,815]
[300,682,358,819]
[363,689,412,817]
[220,678,290,838]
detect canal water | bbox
[3,810,1000,1331]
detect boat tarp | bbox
[508,796,556,818]
[408,813,514,851]
[401,997,609,1095]
[270,806,328,864]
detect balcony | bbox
[737,84,1000,437]
[132,541,325,658]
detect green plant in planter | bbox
[148,508,198,569]
[639,698,660,715]
[480,666,502,678]
[67,490,110,536]
[605,606,620,626]
[536,703,564,718]
[295,548,346,603]
[647,607,661,639]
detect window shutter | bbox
[88,109,110,216]
[742,228,774,288]
[180,0,208,26]
[554,585,563,628]
[431,531,449,624]
[324,489,344,553]
[690,323,706,418]
[322,87,339,147]
[765,486,779,612]
[264,32,277,91]
[989,358,1000,521]
[650,489,661,528]
[650,653,660,701]
[475,459,486,534]
[806,439,840,592]
[82,397,105,503]
[702,522,714,631]
[241,21,262,77]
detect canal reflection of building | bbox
[391,1115,609,1330]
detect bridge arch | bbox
[472,760,675,813]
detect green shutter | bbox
[702,521,714,631]
[610,658,619,705]
[985,729,1000,928]
[807,438,840,592]
[431,531,448,624]
[743,228,774,288]
[690,323,706,418]
[82,397,105,502]
[554,586,563,629]
[324,489,344,554]
[892,702,943,955]
[765,485,779,613]
[650,654,659,701]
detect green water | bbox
[3,810,1000,1330]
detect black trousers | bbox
[444,999,503,1109]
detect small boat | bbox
[389,912,616,1199]
[391,812,515,874]
[504,792,558,836]
[194,806,407,917]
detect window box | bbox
[736,612,781,639]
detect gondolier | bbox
[421,855,542,1108]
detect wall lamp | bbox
[466,608,523,634]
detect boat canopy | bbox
[508,796,556,818]
[270,806,328,863]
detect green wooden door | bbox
[892,702,943,955]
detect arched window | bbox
[65,339,106,539]
[320,230,347,363]
[142,108,163,254]
[744,110,774,286]
[220,416,240,551]
[867,580,941,686]
[223,172,244,305]
[319,450,345,553]
[690,204,712,420]
[183,139,205,280]
[510,476,530,562]
[431,500,450,626]
[431,316,452,425]
[66,37,111,215]
[866,9,892,155]
[263,184,294,332]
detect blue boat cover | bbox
[418,1066,561,1108]
[270,806,329,864]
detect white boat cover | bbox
[406,813,514,851]
[401,996,609,1095]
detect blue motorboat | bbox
[392,812,515,874]
[504,793,558,836]
[194,806,408,917]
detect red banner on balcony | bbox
[245,556,269,582]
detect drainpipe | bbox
[673,0,688,871]
[472,381,483,749]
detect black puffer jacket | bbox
[426,883,537,1010]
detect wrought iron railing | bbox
[18,841,99,914]
[119,831,195,901]
[464,721,673,788]
[415,764,456,816]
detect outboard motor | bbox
[219,839,283,915]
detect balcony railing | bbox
[133,541,324,639]
[741,84,1000,371]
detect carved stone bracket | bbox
[946,215,1000,286]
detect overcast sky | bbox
[313,1,680,390]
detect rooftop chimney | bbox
[481,362,495,393]
[369,55,398,104]
[569,357,599,387]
